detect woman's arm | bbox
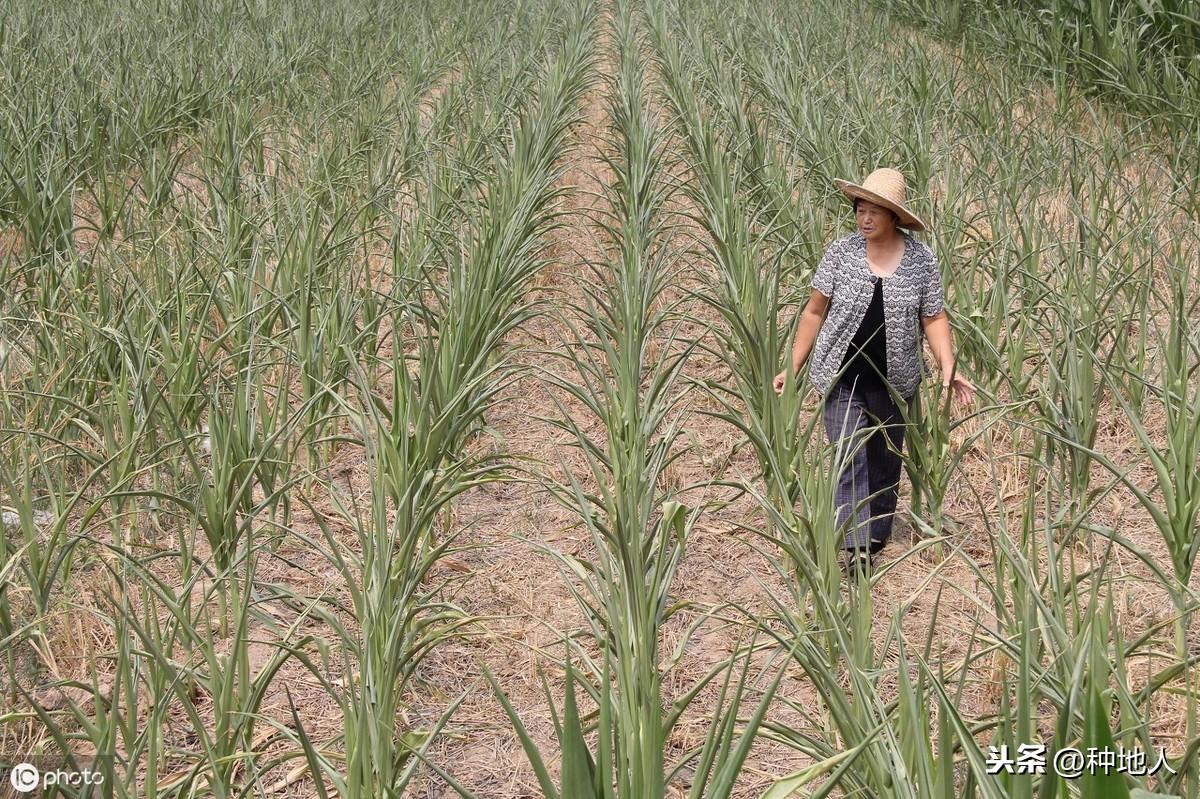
[921,310,954,374]
[921,310,975,404]
[773,289,830,393]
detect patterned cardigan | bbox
[806,231,945,401]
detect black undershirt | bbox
[838,276,888,391]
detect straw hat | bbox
[833,167,926,232]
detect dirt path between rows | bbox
[409,9,815,795]
[409,12,622,795]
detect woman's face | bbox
[855,199,899,242]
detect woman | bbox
[772,167,976,577]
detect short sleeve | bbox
[811,244,835,297]
[921,252,945,317]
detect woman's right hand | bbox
[773,370,788,394]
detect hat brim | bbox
[834,179,926,232]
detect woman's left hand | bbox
[943,374,976,406]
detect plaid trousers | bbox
[822,377,911,551]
